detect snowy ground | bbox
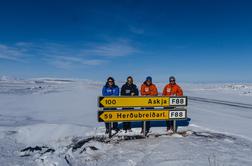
[0,78,252,166]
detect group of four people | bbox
[102,76,183,134]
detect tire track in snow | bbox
[188,96,252,110]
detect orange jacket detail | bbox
[141,83,158,96]
[162,83,183,96]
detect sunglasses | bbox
[108,80,114,82]
[170,80,175,82]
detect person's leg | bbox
[166,120,173,130]
[123,122,127,130]
[141,121,145,133]
[166,120,169,129]
[125,122,131,129]
[122,107,131,131]
[105,123,109,133]
[104,108,110,133]
[113,122,119,131]
[145,107,153,132]
[123,122,131,132]
[105,123,109,129]
[127,122,131,130]
[170,120,174,130]
[146,121,150,132]
[124,108,132,131]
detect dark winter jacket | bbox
[120,83,139,96]
[102,83,119,96]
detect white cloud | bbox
[81,59,106,65]
[44,56,107,69]
[81,40,138,57]
[39,39,138,68]
[0,39,138,68]
[0,44,26,61]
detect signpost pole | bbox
[173,120,177,133]
[143,121,146,137]
[109,122,112,138]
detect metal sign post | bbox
[173,120,177,133]
[143,121,146,137]
[108,123,112,138]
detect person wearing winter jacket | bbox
[141,76,158,96]
[140,76,158,134]
[162,76,183,96]
[120,76,139,132]
[102,77,120,134]
[162,76,183,132]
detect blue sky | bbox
[0,0,252,82]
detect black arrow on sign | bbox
[98,111,104,122]
[98,97,104,107]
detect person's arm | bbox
[134,85,139,96]
[114,86,120,96]
[102,86,107,96]
[150,85,158,96]
[162,85,167,96]
[141,84,149,96]
[121,85,125,95]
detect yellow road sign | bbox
[98,96,187,108]
[98,109,187,122]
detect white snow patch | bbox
[0,79,252,165]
